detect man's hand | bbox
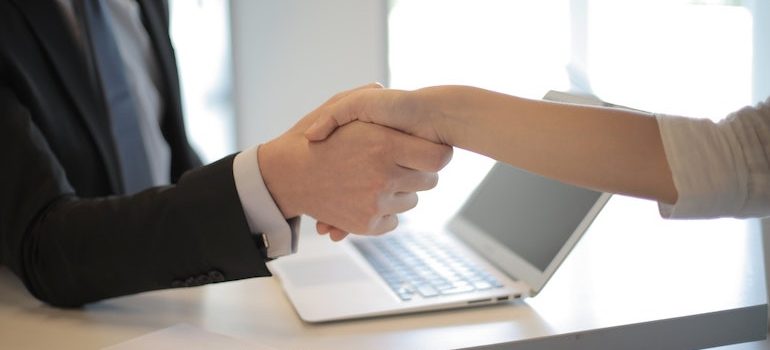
[258,90,452,238]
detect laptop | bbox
[268,91,613,322]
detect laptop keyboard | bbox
[351,233,503,301]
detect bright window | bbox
[389,0,754,226]
[169,0,235,164]
[585,0,752,119]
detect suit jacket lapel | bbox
[11,0,123,193]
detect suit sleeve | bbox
[0,86,271,307]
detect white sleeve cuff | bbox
[233,145,299,258]
[655,114,747,219]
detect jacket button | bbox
[184,277,196,287]
[194,275,210,286]
[208,270,225,283]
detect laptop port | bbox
[496,296,510,302]
[468,298,492,304]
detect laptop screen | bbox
[457,162,603,272]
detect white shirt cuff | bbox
[233,145,299,258]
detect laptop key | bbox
[472,281,493,290]
[396,285,415,300]
[397,292,414,301]
[416,285,439,297]
[440,285,475,295]
[352,233,503,301]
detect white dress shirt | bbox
[657,97,770,218]
[56,0,296,258]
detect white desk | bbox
[0,196,766,349]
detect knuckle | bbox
[406,193,419,210]
[441,145,454,164]
[420,152,446,172]
[384,215,399,232]
[428,145,453,171]
[371,215,398,236]
[436,145,454,171]
[424,173,439,189]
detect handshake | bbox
[258,83,452,241]
[259,82,683,244]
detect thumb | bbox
[305,94,363,141]
[304,112,345,141]
[305,82,383,141]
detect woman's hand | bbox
[304,85,447,144]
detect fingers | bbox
[368,214,399,236]
[392,133,454,172]
[318,192,415,242]
[328,215,398,239]
[305,83,385,141]
[316,221,333,234]
[317,221,350,241]
[390,168,439,193]
[305,118,342,142]
[305,108,355,142]
[327,82,383,104]
[335,193,415,236]
[328,227,350,241]
[299,119,453,240]
[386,192,419,214]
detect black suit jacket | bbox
[0,0,271,307]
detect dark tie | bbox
[81,0,153,194]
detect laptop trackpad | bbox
[281,255,369,288]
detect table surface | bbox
[0,195,766,350]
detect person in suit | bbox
[0,0,451,307]
[305,85,770,240]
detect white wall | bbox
[230,0,388,149]
[748,0,770,104]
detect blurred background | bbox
[168,0,768,227]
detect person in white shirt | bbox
[304,85,770,240]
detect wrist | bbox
[257,139,304,219]
[411,86,461,145]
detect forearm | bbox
[413,85,677,204]
[17,156,272,307]
[0,87,270,306]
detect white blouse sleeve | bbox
[656,97,770,219]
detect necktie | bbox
[81,0,153,194]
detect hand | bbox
[304,87,446,144]
[258,88,453,237]
[315,221,350,241]
[304,85,449,241]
